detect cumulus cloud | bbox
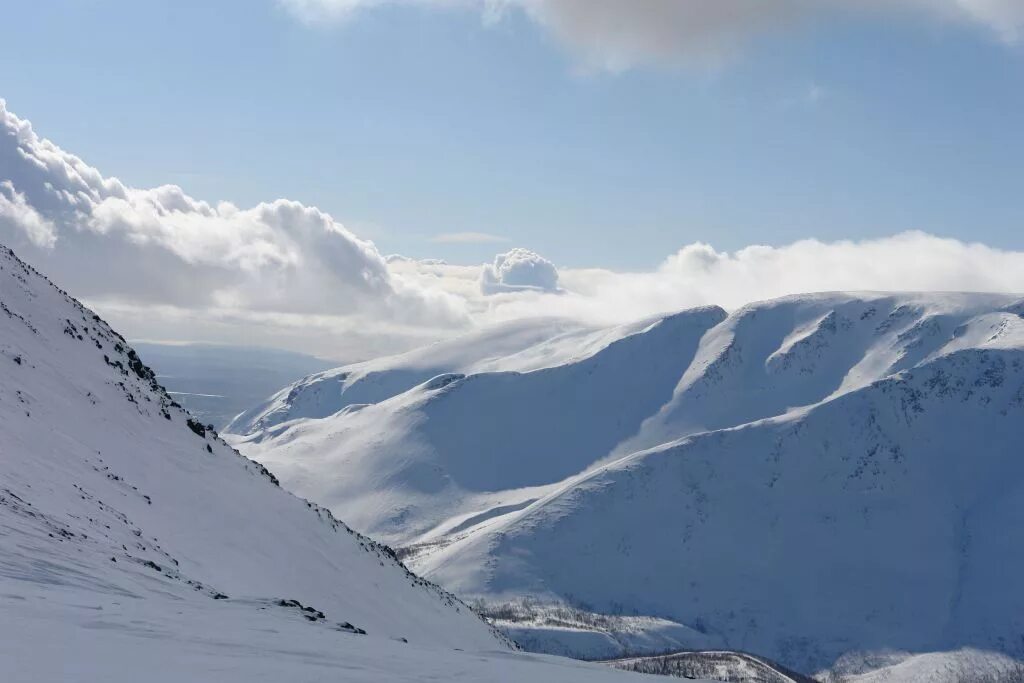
[480,247,560,294]
[0,99,468,342]
[279,0,1024,69]
[0,181,56,248]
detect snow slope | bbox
[231,306,726,544]
[1,580,656,682]
[421,302,1024,671]
[616,292,1022,454]
[0,244,669,681]
[234,291,1024,672]
[0,243,500,649]
[820,648,1024,682]
[226,316,597,435]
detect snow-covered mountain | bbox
[0,243,661,682]
[226,316,597,435]
[231,291,1024,672]
[230,306,727,543]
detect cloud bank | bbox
[546,233,1024,324]
[3,101,1024,359]
[279,0,1024,69]
[390,233,1024,331]
[0,99,467,356]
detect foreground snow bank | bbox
[1,581,659,683]
[4,244,657,680]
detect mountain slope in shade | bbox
[231,306,727,544]
[226,316,598,435]
[233,293,1021,551]
[234,290,1024,671]
[421,306,1024,671]
[0,244,670,681]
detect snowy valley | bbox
[4,3,1024,679]
[2,241,1023,682]
[229,291,1024,676]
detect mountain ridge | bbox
[232,289,1024,670]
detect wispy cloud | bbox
[430,231,510,244]
[278,0,1024,70]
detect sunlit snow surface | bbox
[0,244,665,682]
[1,583,656,682]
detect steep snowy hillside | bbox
[0,243,507,642]
[232,306,726,543]
[132,342,335,429]
[0,244,671,681]
[422,306,1024,671]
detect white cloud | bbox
[0,99,468,339]
[0,180,56,248]
[279,0,1024,69]
[480,247,560,294]
[4,101,1024,359]
[515,0,808,70]
[383,233,1024,336]
[468,233,1024,327]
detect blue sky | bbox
[1,0,1021,270]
